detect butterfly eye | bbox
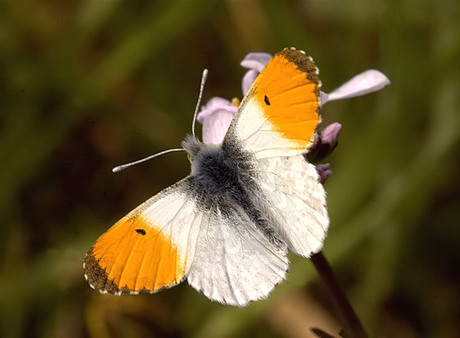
[135,229,146,235]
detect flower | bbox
[316,163,332,184]
[240,52,273,94]
[196,97,237,144]
[319,69,390,106]
[196,51,390,178]
[307,122,342,163]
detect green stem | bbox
[310,251,368,338]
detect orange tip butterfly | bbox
[84,48,329,306]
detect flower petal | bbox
[201,109,235,144]
[197,97,236,123]
[241,70,259,95]
[307,123,342,162]
[240,53,273,95]
[319,122,342,149]
[240,52,272,72]
[316,163,332,184]
[321,70,390,106]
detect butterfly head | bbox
[181,134,204,160]
[181,134,223,176]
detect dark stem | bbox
[310,251,368,338]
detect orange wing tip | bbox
[84,244,187,295]
[246,48,322,147]
[278,48,321,86]
[84,248,122,294]
[83,248,151,295]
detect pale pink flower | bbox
[316,163,332,184]
[196,97,237,145]
[307,122,342,163]
[240,52,272,94]
[320,69,390,106]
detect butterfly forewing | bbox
[225,48,321,159]
[84,180,202,294]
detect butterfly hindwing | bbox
[253,154,329,257]
[187,199,289,306]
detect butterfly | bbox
[84,47,329,306]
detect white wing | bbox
[253,154,329,257]
[84,179,204,294]
[187,201,289,306]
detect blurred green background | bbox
[1,0,459,337]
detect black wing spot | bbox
[264,95,270,106]
[135,229,146,235]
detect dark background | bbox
[1,0,459,337]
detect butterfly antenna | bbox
[112,148,184,173]
[113,69,208,173]
[192,68,209,137]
